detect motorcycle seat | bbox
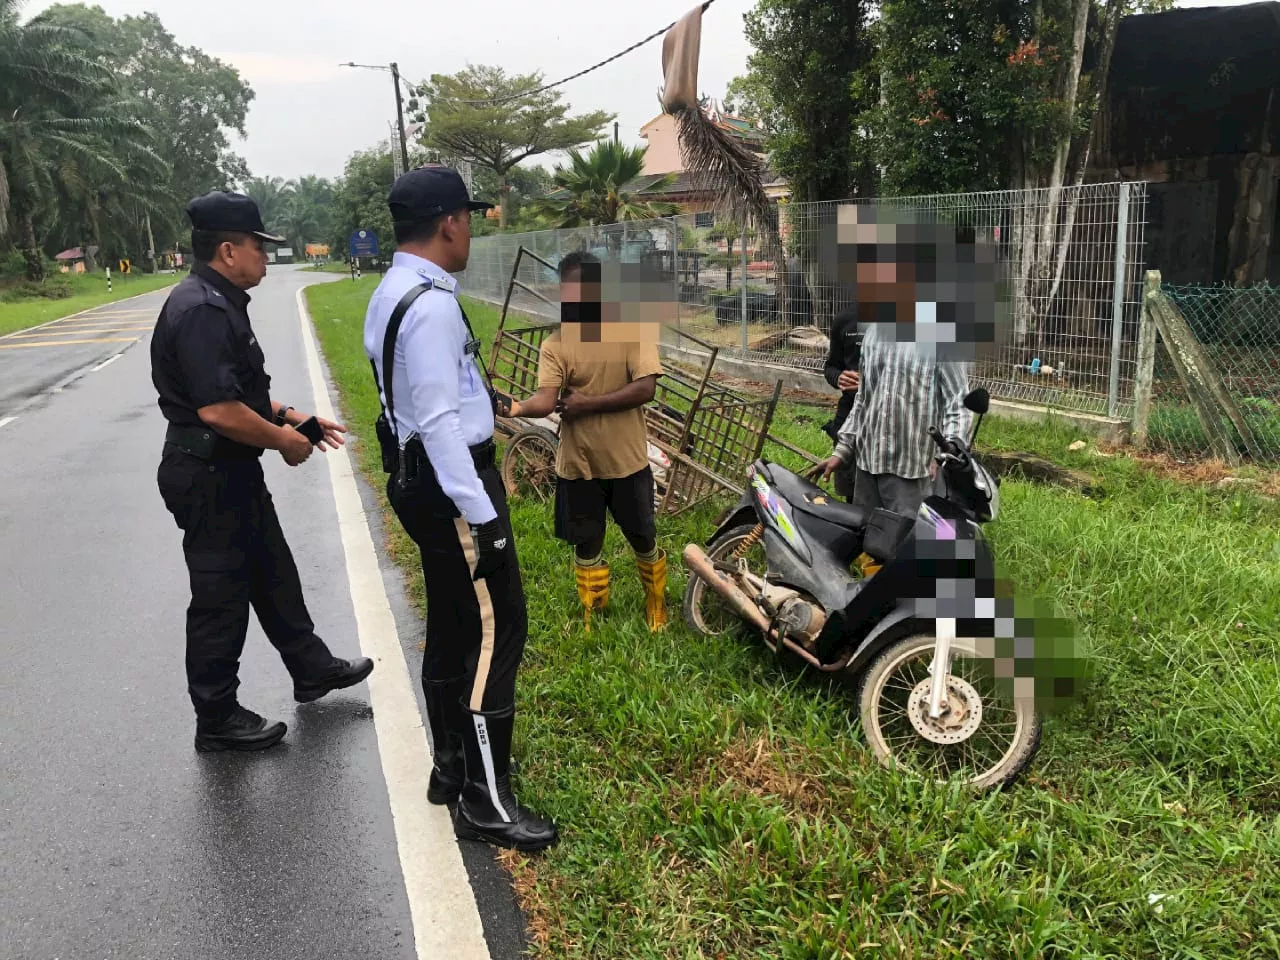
[768,466,869,530]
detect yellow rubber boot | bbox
[636,551,668,633]
[575,561,610,632]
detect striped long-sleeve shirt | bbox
[833,319,973,480]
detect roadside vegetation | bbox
[0,270,177,336]
[307,278,1280,959]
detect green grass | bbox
[0,271,179,336]
[307,277,1280,959]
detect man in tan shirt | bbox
[504,252,667,631]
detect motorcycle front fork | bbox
[926,617,956,719]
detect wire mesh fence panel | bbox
[463,182,1149,419]
[1148,283,1280,462]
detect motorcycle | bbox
[681,388,1041,790]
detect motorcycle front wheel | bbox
[858,633,1041,790]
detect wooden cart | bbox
[487,246,821,515]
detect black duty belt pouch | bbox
[375,413,398,473]
[165,423,220,461]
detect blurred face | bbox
[215,234,268,289]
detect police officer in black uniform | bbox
[152,191,374,753]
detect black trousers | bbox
[157,447,337,719]
[387,462,527,713]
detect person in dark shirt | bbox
[821,306,862,502]
[151,191,373,753]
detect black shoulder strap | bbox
[371,282,433,443]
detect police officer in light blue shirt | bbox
[364,165,557,853]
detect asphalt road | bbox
[0,266,525,960]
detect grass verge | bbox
[0,272,179,336]
[306,277,1280,959]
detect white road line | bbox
[0,416,16,429]
[92,353,123,372]
[295,286,492,960]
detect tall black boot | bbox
[454,705,558,853]
[423,676,469,805]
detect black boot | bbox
[454,705,558,853]
[195,706,287,753]
[293,656,375,703]
[423,676,469,805]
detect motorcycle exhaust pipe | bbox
[683,545,846,672]
[683,544,773,634]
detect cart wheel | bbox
[502,426,558,502]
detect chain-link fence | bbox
[461,182,1149,419]
[1143,283,1280,461]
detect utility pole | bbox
[145,212,157,274]
[390,62,411,173]
[614,121,619,145]
[341,61,411,173]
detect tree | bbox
[723,73,780,136]
[241,176,293,235]
[0,0,161,279]
[32,4,254,259]
[331,145,396,257]
[410,66,613,227]
[284,175,337,254]
[531,141,679,229]
[871,0,1172,340]
[469,162,554,227]
[737,0,877,204]
[727,0,878,329]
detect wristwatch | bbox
[275,405,294,426]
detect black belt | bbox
[402,437,496,474]
[164,422,260,461]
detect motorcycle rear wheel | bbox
[858,633,1041,790]
[682,524,767,637]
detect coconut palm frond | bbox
[674,107,781,256]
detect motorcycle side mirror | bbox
[964,388,990,416]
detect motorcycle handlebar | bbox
[929,427,972,467]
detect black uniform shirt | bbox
[151,264,272,459]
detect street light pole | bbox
[340,61,411,173]
[390,62,410,173]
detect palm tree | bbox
[283,175,336,253]
[241,176,294,237]
[0,0,163,279]
[531,141,680,228]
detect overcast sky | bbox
[25,0,1255,184]
[24,0,758,182]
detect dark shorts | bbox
[554,467,657,546]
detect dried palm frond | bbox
[674,105,789,316]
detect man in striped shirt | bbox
[820,212,975,519]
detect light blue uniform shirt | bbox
[364,251,497,525]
